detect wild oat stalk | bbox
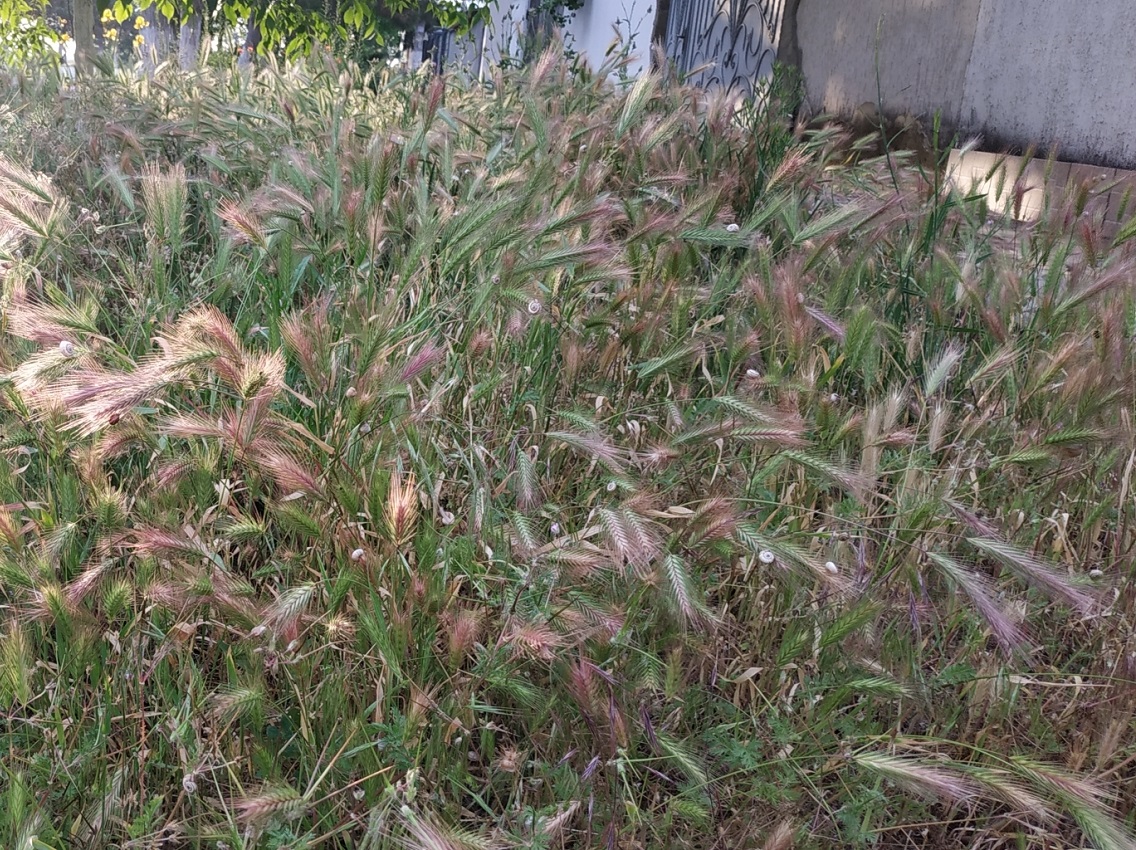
[0,46,1131,850]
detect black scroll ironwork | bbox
[663,0,786,100]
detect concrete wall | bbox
[945,148,1131,228]
[797,0,981,125]
[453,1,1136,167]
[959,1,1136,166]
[798,0,1136,168]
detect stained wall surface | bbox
[797,0,1136,166]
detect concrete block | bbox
[1067,163,1115,193]
[1012,159,1049,221]
[1105,170,1136,224]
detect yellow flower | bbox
[60,32,71,41]
[105,28,118,40]
[134,15,146,29]
[133,33,144,47]
[101,8,112,22]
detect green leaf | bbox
[636,341,700,379]
[679,227,751,248]
[995,447,1051,466]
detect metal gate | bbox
[663,0,786,100]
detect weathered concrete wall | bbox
[797,0,981,125]
[798,0,1136,168]
[960,1,1136,166]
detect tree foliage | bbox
[0,0,63,64]
[0,0,491,66]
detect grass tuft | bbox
[0,50,1131,850]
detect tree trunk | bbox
[141,4,174,73]
[237,14,260,69]
[778,0,803,74]
[650,0,670,49]
[407,22,424,71]
[237,15,260,69]
[178,0,203,70]
[476,19,488,81]
[71,0,95,73]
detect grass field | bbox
[0,50,1134,849]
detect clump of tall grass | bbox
[0,47,1133,850]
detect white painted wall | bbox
[480,1,528,68]
[445,1,526,78]
[449,1,655,80]
[560,1,654,77]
